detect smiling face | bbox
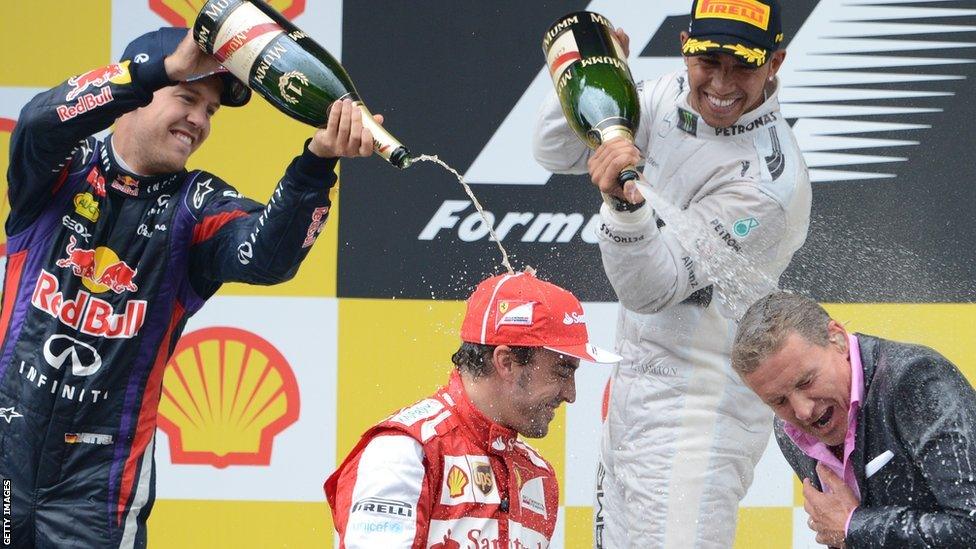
[680,32,785,129]
[114,78,222,175]
[743,322,853,447]
[502,348,579,439]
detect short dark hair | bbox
[732,291,832,375]
[451,342,536,378]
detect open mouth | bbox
[170,130,194,148]
[704,92,742,114]
[812,406,833,431]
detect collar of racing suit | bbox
[445,370,519,456]
[674,71,782,141]
[98,133,186,199]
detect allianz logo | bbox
[420,200,600,243]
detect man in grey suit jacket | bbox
[731,292,976,548]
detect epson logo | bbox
[419,200,600,244]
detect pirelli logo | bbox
[695,0,771,30]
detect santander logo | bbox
[562,311,585,325]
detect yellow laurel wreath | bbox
[682,38,720,55]
[723,43,766,66]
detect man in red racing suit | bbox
[326,271,621,547]
[0,27,385,548]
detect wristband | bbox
[601,192,646,213]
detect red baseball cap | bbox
[460,272,621,364]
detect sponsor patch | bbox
[73,192,99,222]
[86,167,106,197]
[0,407,23,424]
[441,455,501,505]
[64,432,113,445]
[350,497,415,518]
[519,476,548,518]
[57,87,115,122]
[695,0,771,31]
[562,311,585,325]
[65,62,130,101]
[496,301,535,328]
[446,464,469,498]
[302,206,330,248]
[112,175,139,197]
[733,217,760,237]
[473,462,495,496]
[389,398,445,426]
[677,107,698,136]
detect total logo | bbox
[156,327,300,468]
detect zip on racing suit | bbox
[533,69,811,548]
[0,55,337,548]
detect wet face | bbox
[504,349,579,439]
[743,323,853,447]
[680,32,785,129]
[115,78,221,174]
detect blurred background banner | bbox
[1,1,974,547]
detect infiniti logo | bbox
[43,335,103,377]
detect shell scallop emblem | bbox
[157,327,300,468]
[446,465,469,498]
[149,0,306,27]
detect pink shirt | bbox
[784,334,863,531]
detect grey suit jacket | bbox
[775,334,976,548]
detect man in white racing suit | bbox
[533,0,811,547]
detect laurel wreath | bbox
[682,38,720,55]
[723,43,767,66]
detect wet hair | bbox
[732,291,832,375]
[451,342,536,378]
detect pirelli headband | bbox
[683,0,784,67]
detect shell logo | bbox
[446,465,469,498]
[157,327,300,468]
[149,0,306,27]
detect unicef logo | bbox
[733,217,760,238]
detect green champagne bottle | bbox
[543,11,640,184]
[193,0,412,168]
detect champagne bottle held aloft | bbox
[193,0,412,168]
[543,11,640,185]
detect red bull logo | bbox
[97,262,139,294]
[112,175,139,197]
[55,236,97,279]
[57,87,115,123]
[65,63,131,102]
[31,270,146,339]
[150,0,305,27]
[55,236,139,295]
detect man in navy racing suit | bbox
[0,27,383,548]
